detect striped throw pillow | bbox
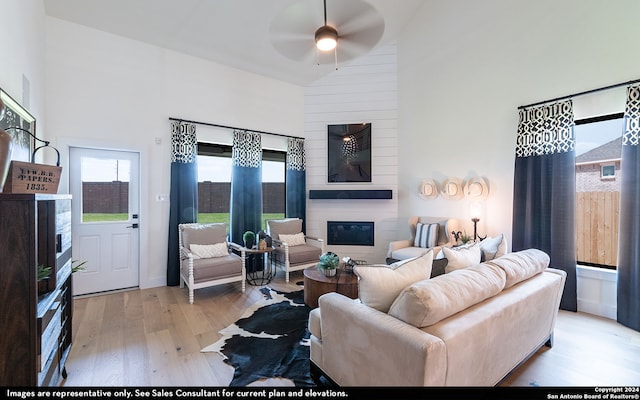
[414,222,438,248]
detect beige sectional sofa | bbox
[308,248,567,386]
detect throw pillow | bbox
[431,258,448,278]
[279,232,306,246]
[354,250,434,313]
[414,222,438,248]
[479,234,508,261]
[443,243,481,273]
[190,243,229,259]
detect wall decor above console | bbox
[309,189,392,200]
[327,123,372,183]
[419,176,489,201]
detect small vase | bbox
[323,268,336,277]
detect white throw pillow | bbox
[279,232,306,246]
[190,243,229,259]
[354,250,433,313]
[479,234,508,261]
[443,243,481,273]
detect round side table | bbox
[245,247,275,286]
[303,266,358,308]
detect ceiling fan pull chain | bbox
[334,47,338,70]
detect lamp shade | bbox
[470,201,482,220]
[315,25,338,51]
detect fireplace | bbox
[327,221,374,246]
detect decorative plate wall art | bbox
[441,177,464,200]
[419,179,439,200]
[464,176,489,199]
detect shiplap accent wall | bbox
[303,42,399,263]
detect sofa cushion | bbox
[480,234,508,261]
[273,243,322,266]
[485,248,549,288]
[391,246,432,261]
[414,222,438,248]
[354,250,434,313]
[181,254,243,283]
[442,243,481,273]
[190,243,229,259]
[388,263,506,328]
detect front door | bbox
[69,147,140,296]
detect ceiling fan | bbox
[269,0,385,67]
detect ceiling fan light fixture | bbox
[315,25,338,51]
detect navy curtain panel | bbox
[167,121,198,286]
[285,137,306,231]
[617,85,640,331]
[230,130,263,246]
[512,100,577,311]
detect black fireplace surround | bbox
[327,221,374,246]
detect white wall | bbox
[397,0,640,319]
[0,0,46,146]
[45,17,303,289]
[304,43,399,263]
[397,0,640,245]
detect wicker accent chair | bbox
[178,222,246,304]
[266,218,324,283]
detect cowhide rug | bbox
[201,287,314,387]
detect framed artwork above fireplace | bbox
[327,123,371,183]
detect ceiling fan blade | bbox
[271,37,316,63]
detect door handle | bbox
[126,223,139,229]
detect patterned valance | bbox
[232,130,262,168]
[624,85,640,146]
[516,100,574,157]
[286,138,306,171]
[170,121,197,163]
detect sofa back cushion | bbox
[388,263,506,328]
[485,248,549,288]
[354,250,433,313]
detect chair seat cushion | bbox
[391,246,432,261]
[182,253,243,283]
[274,243,322,265]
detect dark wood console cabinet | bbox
[0,194,73,386]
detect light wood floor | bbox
[63,270,640,387]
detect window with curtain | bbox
[196,142,285,229]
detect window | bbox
[601,164,615,179]
[574,114,623,270]
[197,143,285,229]
[197,143,232,225]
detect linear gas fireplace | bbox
[327,221,374,246]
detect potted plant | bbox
[37,265,52,296]
[317,251,339,277]
[243,230,256,249]
[72,259,87,273]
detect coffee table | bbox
[303,265,358,308]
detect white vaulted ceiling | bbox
[44,0,427,86]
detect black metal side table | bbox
[245,247,275,286]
